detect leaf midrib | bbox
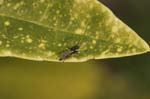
[0,14,77,34]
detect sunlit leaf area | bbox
[0,0,149,62]
[0,0,150,99]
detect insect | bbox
[59,45,80,61]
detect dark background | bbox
[0,0,150,99]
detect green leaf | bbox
[0,0,149,62]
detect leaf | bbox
[0,0,149,62]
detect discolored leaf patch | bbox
[0,0,149,62]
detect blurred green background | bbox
[0,0,150,99]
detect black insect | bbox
[59,45,80,61]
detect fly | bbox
[59,45,80,61]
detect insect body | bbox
[59,45,80,61]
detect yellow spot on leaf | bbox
[39,11,43,14]
[112,26,118,33]
[21,39,24,43]
[7,3,11,7]
[115,38,121,43]
[132,48,136,52]
[4,21,10,26]
[117,47,122,52]
[89,4,94,9]
[40,0,45,3]
[38,43,46,49]
[0,41,2,45]
[18,27,23,31]
[26,38,32,43]
[26,35,32,43]
[6,44,10,47]
[5,41,10,47]
[90,46,93,49]
[13,3,21,10]
[92,40,96,44]
[75,28,84,35]
[58,43,62,47]
[56,10,60,14]
[20,1,25,5]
